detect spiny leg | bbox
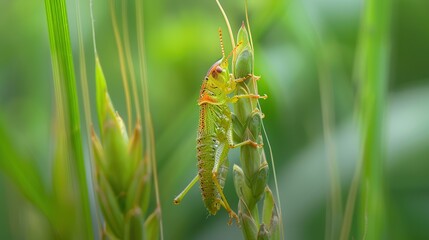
[234,73,261,83]
[231,139,263,149]
[213,171,238,225]
[218,199,238,225]
[226,74,260,94]
[173,174,199,205]
[212,143,239,224]
[230,93,267,103]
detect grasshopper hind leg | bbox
[212,143,239,225]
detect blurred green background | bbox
[1,0,429,239]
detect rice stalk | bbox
[91,57,157,239]
[214,1,283,238]
[340,0,391,239]
[231,22,282,240]
[356,0,391,239]
[136,0,164,237]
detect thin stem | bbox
[247,0,284,236]
[349,0,391,238]
[317,57,343,240]
[90,0,97,55]
[76,0,101,234]
[76,0,92,152]
[339,155,361,240]
[136,1,164,239]
[122,0,141,118]
[215,0,235,49]
[109,0,133,134]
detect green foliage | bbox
[0,123,53,223]
[1,0,429,239]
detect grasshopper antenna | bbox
[219,28,242,65]
[218,28,226,59]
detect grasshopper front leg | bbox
[228,75,267,103]
[226,74,261,94]
[230,93,267,103]
[234,73,261,83]
[231,139,263,149]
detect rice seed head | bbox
[262,187,280,239]
[144,209,161,240]
[232,22,281,239]
[92,57,151,238]
[257,224,270,240]
[235,22,252,72]
[239,203,258,240]
[234,24,254,126]
[250,162,268,201]
[124,207,143,240]
[233,164,254,208]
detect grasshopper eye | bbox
[211,65,224,78]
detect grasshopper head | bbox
[204,58,229,86]
[199,28,240,101]
[202,28,234,87]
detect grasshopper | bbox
[173,29,266,224]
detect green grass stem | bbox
[357,0,391,239]
[341,0,391,239]
[44,0,94,237]
[136,1,164,238]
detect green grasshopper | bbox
[173,29,266,224]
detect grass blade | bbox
[340,0,391,238]
[358,0,391,238]
[44,0,94,237]
[0,121,54,223]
